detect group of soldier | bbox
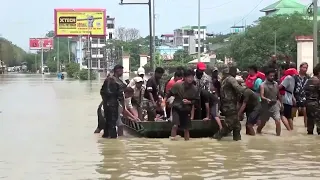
[97,55,320,141]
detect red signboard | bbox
[29,38,54,50]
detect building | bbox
[72,15,116,70]
[173,25,207,55]
[156,45,183,60]
[260,0,320,18]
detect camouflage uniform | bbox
[304,76,320,135]
[217,74,245,140]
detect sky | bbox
[0,0,310,51]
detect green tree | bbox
[229,13,314,69]
[0,37,26,66]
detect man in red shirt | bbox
[165,71,183,93]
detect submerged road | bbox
[0,74,320,180]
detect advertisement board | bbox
[29,38,54,50]
[54,8,106,37]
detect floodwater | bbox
[0,74,320,180]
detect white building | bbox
[173,25,207,55]
[72,16,115,70]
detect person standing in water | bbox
[214,66,245,141]
[257,68,282,136]
[304,63,320,135]
[100,65,126,138]
[162,69,199,140]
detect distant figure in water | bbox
[61,74,65,80]
[57,72,62,79]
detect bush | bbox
[78,69,97,80]
[65,62,80,78]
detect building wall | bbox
[173,26,207,55]
[156,45,183,60]
[74,16,115,70]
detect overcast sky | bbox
[0,0,310,50]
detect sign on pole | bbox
[29,38,54,50]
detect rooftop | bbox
[260,0,320,16]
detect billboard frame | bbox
[29,38,54,50]
[54,8,107,37]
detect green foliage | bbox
[45,31,75,65]
[205,33,233,44]
[78,69,97,80]
[65,62,80,78]
[0,37,26,66]
[143,49,192,73]
[228,13,315,69]
[46,58,57,72]
[24,53,40,72]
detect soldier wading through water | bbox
[100,65,126,138]
[304,63,320,135]
[214,66,245,141]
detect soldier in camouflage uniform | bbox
[214,66,245,141]
[304,64,320,135]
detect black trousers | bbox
[103,105,119,138]
[97,102,105,130]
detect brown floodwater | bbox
[0,73,320,180]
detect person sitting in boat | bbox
[121,87,140,122]
[128,67,146,87]
[162,69,199,141]
[128,77,145,120]
[155,95,165,121]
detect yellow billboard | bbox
[54,9,106,36]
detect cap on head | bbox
[137,67,145,75]
[134,77,144,83]
[196,62,206,71]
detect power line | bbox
[214,0,265,34]
[201,0,235,10]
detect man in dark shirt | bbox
[145,67,165,121]
[238,88,261,136]
[100,65,125,138]
[163,69,199,140]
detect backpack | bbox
[245,71,265,90]
[279,68,298,95]
[245,75,258,89]
[256,71,266,80]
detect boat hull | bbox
[121,118,223,138]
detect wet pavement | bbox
[0,74,320,180]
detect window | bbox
[92,49,98,55]
[107,24,114,29]
[92,59,98,68]
[183,38,189,44]
[200,47,204,53]
[184,46,189,52]
[92,38,98,44]
[100,38,105,44]
[109,32,113,39]
[195,47,198,52]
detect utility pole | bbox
[57,37,60,73]
[68,37,71,63]
[87,33,92,81]
[197,0,201,62]
[313,0,318,67]
[41,39,44,74]
[120,0,154,71]
[152,0,156,70]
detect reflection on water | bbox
[0,74,320,180]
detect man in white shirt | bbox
[128,67,146,87]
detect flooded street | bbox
[1,74,320,180]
